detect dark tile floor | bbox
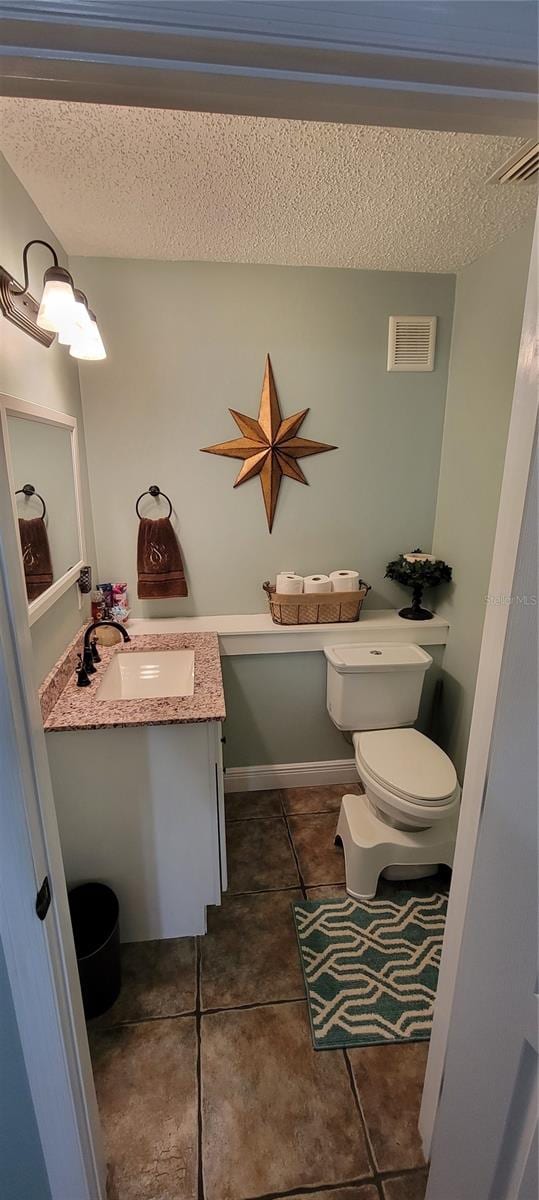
[90,785,432,1200]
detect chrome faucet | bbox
[78,619,131,685]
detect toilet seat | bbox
[354,728,458,806]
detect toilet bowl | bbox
[325,643,460,895]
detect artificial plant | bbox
[385,549,452,620]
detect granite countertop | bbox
[41,630,226,733]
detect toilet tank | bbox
[325,643,432,731]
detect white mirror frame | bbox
[0,393,86,626]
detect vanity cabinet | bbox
[46,720,226,940]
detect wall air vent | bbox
[489,141,539,185]
[387,316,437,373]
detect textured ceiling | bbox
[0,98,535,272]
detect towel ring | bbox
[136,484,172,520]
[16,483,46,520]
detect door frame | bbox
[420,213,538,1156]
[0,1,536,135]
[0,416,105,1199]
[425,423,537,1200]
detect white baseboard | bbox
[224,758,359,792]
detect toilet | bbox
[325,643,460,899]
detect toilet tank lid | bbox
[324,643,432,673]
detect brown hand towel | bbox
[137,517,188,599]
[18,516,53,601]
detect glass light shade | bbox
[36,276,77,333]
[69,314,106,361]
[57,293,93,345]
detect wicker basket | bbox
[263,579,370,625]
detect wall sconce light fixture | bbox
[0,239,106,360]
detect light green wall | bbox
[0,155,97,684]
[72,255,454,766]
[222,653,348,767]
[72,257,455,613]
[431,220,534,780]
[222,645,445,768]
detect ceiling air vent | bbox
[489,141,539,185]
[387,316,437,373]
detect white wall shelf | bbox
[129,610,449,657]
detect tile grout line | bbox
[91,1008,197,1032]
[280,792,308,901]
[240,1172,381,1199]
[243,1180,374,1199]
[226,807,342,822]
[90,994,308,1035]
[343,1046,384,1185]
[195,936,205,1200]
[303,884,346,893]
[379,1165,429,1183]
[226,813,285,822]
[202,996,307,1017]
[228,882,346,897]
[228,884,305,898]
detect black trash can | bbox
[68,883,121,1020]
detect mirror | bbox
[1,396,86,623]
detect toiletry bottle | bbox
[97,583,113,613]
[91,589,105,621]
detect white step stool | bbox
[335,792,457,900]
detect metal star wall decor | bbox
[201,355,336,531]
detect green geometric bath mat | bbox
[293,891,447,1050]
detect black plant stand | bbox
[399,583,434,621]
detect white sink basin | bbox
[96,649,195,701]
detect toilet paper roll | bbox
[330,570,360,592]
[276,573,304,594]
[303,574,332,594]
